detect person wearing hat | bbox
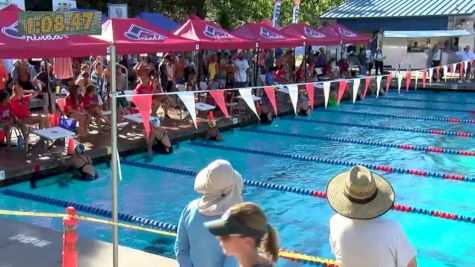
[205,202,279,267]
[175,160,243,267]
[326,166,417,267]
[65,144,98,181]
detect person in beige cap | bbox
[326,165,417,267]
[175,160,243,267]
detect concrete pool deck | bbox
[0,217,178,267]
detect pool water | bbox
[1,90,474,266]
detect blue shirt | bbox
[175,199,238,267]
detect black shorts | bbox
[18,80,33,90]
[152,142,173,154]
[80,172,99,181]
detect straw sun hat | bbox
[326,165,395,220]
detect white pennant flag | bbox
[464,61,468,76]
[177,91,197,128]
[239,88,259,118]
[376,76,382,98]
[287,84,299,114]
[323,81,330,108]
[352,79,360,103]
[443,65,448,82]
[414,71,419,90]
[428,68,433,86]
[397,72,403,94]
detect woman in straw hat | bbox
[205,202,279,267]
[326,165,417,267]
[175,160,243,267]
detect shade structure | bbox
[96,18,198,54]
[136,11,180,33]
[281,23,341,46]
[0,11,109,59]
[174,15,255,50]
[319,23,370,44]
[232,22,304,49]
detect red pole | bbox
[63,207,78,267]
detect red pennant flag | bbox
[337,80,347,104]
[436,66,440,77]
[385,75,392,93]
[449,64,453,74]
[363,76,371,99]
[422,70,427,88]
[131,94,152,139]
[264,86,278,115]
[305,83,314,109]
[405,71,411,91]
[209,90,229,118]
[460,63,464,78]
[208,111,215,121]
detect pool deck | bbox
[0,217,178,267]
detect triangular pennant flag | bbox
[452,63,457,77]
[414,71,419,90]
[239,88,259,118]
[323,81,330,108]
[362,76,371,100]
[448,64,453,75]
[422,70,427,88]
[287,84,299,114]
[460,62,465,79]
[428,68,433,86]
[209,90,229,118]
[337,80,347,105]
[397,72,403,94]
[442,65,447,82]
[177,91,197,128]
[376,76,382,98]
[464,61,469,73]
[352,79,360,103]
[385,75,392,93]
[131,94,152,139]
[264,86,278,115]
[305,83,315,109]
[405,71,411,92]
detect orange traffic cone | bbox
[67,138,75,156]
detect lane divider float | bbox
[316,109,475,124]
[352,102,473,113]
[283,117,474,138]
[1,190,337,266]
[241,128,475,157]
[188,141,475,183]
[378,96,475,105]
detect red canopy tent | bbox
[281,23,341,46]
[0,11,109,58]
[232,22,303,49]
[319,23,370,44]
[174,15,255,50]
[97,18,198,54]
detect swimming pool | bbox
[1,90,474,266]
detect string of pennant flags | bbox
[123,59,475,134]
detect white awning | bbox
[384,30,473,38]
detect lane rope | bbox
[188,141,475,183]
[315,109,475,124]
[0,192,337,266]
[352,102,473,113]
[241,128,475,157]
[378,96,475,105]
[283,117,474,138]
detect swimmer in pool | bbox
[205,113,223,141]
[297,89,311,116]
[66,144,98,181]
[258,94,274,124]
[147,127,173,155]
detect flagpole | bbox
[109,44,119,267]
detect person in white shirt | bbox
[233,52,249,88]
[431,44,442,81]
[456,46,475,82]
[326,165,417,267]
[373,48,385,76]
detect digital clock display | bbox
[17,11,102,36]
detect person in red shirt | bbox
[10,84,49,141]
[274,65,288,84]
[83,85,109,133]
[339,58,350,78]
[0,61,8,91]
[0,91,16,151]
[64,84,90,137]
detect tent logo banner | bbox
[304,27,325,38]
[203,25,233,39]
[338,26,356,37]
[260,27,284,39]
[2,21,66,41]
[124,24,167,41]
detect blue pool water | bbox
[1,91,474,266]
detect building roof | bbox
[321,0,475,19]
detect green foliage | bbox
[75,0,345,28]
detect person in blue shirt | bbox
[175,160,243,267]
